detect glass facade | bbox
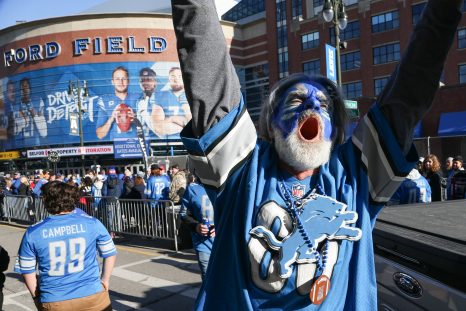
[330,21,360,45]
[342,81,362,99]
[459,29,466,49]
[292,0,303,19]
[340,51,361,71]
[412,2,427,25]
[222,0,265,22]
[303,59,321,75]
[460,64,466,84]
[244,63,270,120]
[374,77,390,96]
[373,43,400,65]
[371,11,399,33]
[277,0,289,78]
[301,32,320,50]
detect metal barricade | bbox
[3,195,180,252]
[80,196,179,252]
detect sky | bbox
[0,0,240,30]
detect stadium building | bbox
[1,0,465,174]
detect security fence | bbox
[1,195,179,252]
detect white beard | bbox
[272,126,332,172]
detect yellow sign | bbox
[0,151,21,160]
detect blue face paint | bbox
[272,82,333,141]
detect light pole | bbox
[68,80,89,176]
[322,0,348,86]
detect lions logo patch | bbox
[247,194,362,297]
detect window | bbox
[341,51,360,71]
[303,59,320,75]
[244,64,270,120]
[302,32,320,50]
[373,43,400,65]
[459,29,466,49]
[412,2,427,25]
[372,11,399,33]
[460,64,466,84]
[374,77,390,96]
[222,0,265,22]
[342,81,362,99]
[330,21,360,44]
[292,0,303,19]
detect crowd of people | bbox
[389,154,465,205]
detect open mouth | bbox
[298,115,320,142]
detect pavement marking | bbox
[114,254,168,269]
[0,223,26,231]
[116,244,167,257]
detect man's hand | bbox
[196,223,210,236]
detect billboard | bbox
[0,61,190,149]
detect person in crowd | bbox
[102,167,123,238]
[447,155,465,199]
[96,66,138,140]
[131,176,146,199]
[0,244,9,310]
[121,176,135,199]
[449,155,466,200]
[79,176,94,211]
[416,157,425,175]
[170,0,462,309]
[145,164,170,232]
[12,172,21,194]
[145,164,170,203]
[169,164,187,205]
[423,154,442,202]
[388,168,432,205]
[32,170,49,197]
[14,181,117,310]
[18,176,30,196]
[179,174,215,280]
[55,173,64,182]
[443,156,454,178]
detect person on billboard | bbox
[96,66,138,140]
[13,78,47,147]
[135,67,158,136]
[152,67,192,139]
[170,0,461,310]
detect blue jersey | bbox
[145,175,170,201]
[180,183,214,253]
[173,0,460,309]
[155,90,188,139]
[182,100,417,310]
[389,170,432,205]
[96,93,138,140]
[14,213,116,303]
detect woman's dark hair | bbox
[82,176,93,187]
[259,73,347,145]
[42,181,79,214]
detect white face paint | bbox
[272,114,332,172]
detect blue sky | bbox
[0,0,239,30]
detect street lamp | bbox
[68,80,89,175]
[322,0,348,86]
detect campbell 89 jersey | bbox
[15,213,116,303]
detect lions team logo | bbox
[247,194,362,300]
[291,184,305,199]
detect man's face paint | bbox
[272,82,333,141]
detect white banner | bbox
[27,145,114,158]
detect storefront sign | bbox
[27,145,114,158]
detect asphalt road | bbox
[0,223,201,311]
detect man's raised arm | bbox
[377,0,462,154]
[171,0,241,137]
